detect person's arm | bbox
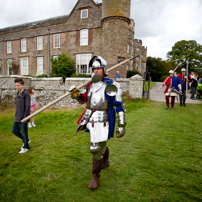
[113,82,127,138]
[189,79,193,87]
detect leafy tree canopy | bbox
[127,70,141,78]
[50,53,75,79]
[147,57,175,82]
[167,40,202,72]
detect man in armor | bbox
[69,56,126,189]
[178,68,191,106]
[163,70,182,109]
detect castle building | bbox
[0,0,147,78]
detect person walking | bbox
[178,68,191,106]
[190,74,198,100]
[28,87,37,127]
[163,70,182,109]
[12,78,31,153]
[69,56,126,189]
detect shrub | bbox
[127,70,141,78]
[70,74,91,78]
[50,53,75,80]
[36,74,48,78]
[23,75,34,77]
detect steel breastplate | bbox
[78,81,108,124]
[86,81,108,109]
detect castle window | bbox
[37,57,43,75]
[81,9,88,19]
[7,41,12,54]
[21,38,27,52]
[52,55,59,60]
[37,36,43,50]
[76,54,92,74]
[53,34,60,49]
[80,29,88,46]
[7,59,12,75]
[0,60,1,75]
[127,44,130,53]
[136,47,139,51]
[118,57,125,63]
[20,57,29,75]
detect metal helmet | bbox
[89,56,108,76]
[169,70,174,74]
[181,68,186,72]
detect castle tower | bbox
[102,0,132,78]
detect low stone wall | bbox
[0,75,144,108]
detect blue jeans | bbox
[12,122,29,149]
[191,87,196,99]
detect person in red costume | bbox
[163,70,182,109]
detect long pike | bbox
[21,55,139,123]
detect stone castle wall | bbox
[0,75,144,108]
[0,0,141,80]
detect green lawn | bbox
[144,82,156,91]
[0,100,202,202]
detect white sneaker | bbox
[19,148,29,153]
[21,140,31,149]
[32,123,36,127]
[28,123,32,128]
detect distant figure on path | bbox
[190,72,195,79]
[115,71,121,80]
[190,74,198,100]
[28,87,37,128]
[178,68,191,106]
[12,78,30,153]
[163,70,181,109]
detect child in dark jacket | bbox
[12,78,30,154]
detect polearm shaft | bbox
[21,55,138,123]
[186,60,189,97]
[156,63,181,92]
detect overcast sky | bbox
[0,0,202,60]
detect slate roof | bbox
[0,15,69,33]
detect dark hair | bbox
[28,87,34,95]
[14,78,24,85]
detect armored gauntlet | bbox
[116,111,127,138]
[69,85,79,99]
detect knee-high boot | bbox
[88,159,103,189]
[102,147,109,169]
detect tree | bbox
[147,57,174,81]
[50,53,75,80]
[167,40,202,72]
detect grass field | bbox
[144,82,156,91]
[0,100,202,202]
